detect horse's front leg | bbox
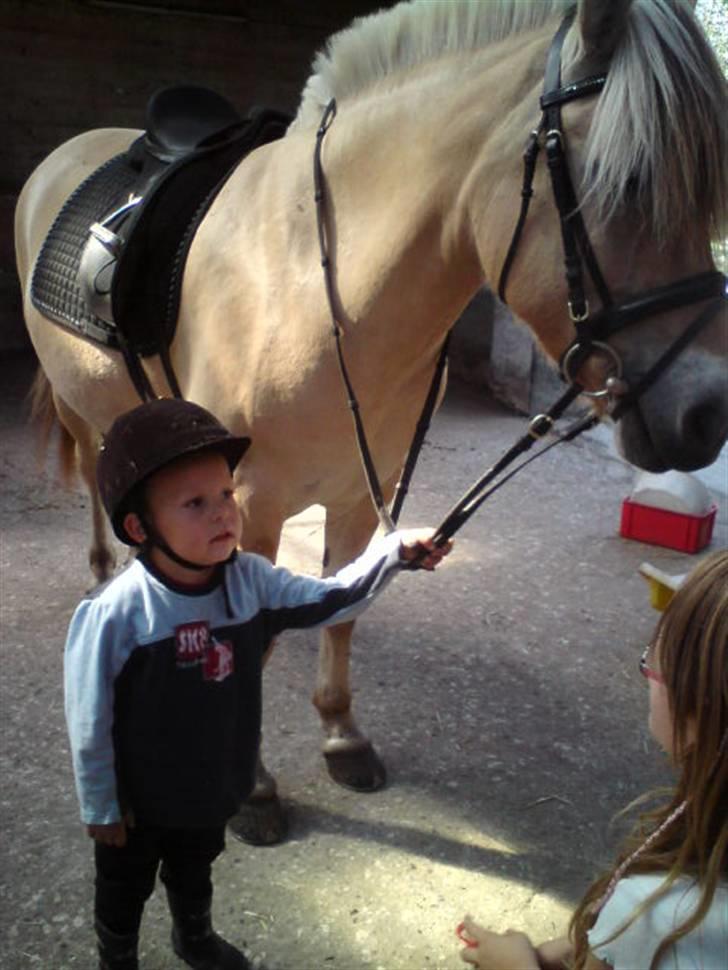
[315,493,387,791]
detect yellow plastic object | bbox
[638,562,686,612]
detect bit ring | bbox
[561,341,623,399]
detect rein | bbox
[314,98,449,535]
[314,9,726,552]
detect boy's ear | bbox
[123,512,146,545]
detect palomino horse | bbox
[15,0,727,842]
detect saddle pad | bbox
[31,109,290,357]
[31,154,137,348]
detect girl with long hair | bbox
[457,548,728,969]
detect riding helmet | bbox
[97,398,251,545]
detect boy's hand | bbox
[398,529,452,571]
[87,820,127,847]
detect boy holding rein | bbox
[64,399,451,970]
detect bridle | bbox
[498,8,726,420]
[315,9,727,553]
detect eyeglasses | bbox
[639,645,665,685]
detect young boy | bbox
[64,398,451,970]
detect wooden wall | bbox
[1,0,392,350]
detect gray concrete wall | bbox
[447,289,575,418]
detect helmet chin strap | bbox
[138,515,217,572]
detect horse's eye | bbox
[624,173,641,200]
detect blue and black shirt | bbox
[64,533,404,829]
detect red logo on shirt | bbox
[175,621,210,666]
[175,622,234,682]
[203,638,234,682]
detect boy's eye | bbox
[185,497,204,509]
[223,489,235,500]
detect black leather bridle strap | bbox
[314,99,396,534]
[498,10,610,315]
[497,128,542,304]
[424,380,585,550]
[540,9,611,324]
[574,271,726,343]
[390,332,451,526]
[611,296,726,422]
[314,99,452,535]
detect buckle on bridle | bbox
[568,299,589,323]
[545,128,563,147]
[528,414,555,439]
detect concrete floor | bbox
[1,351,725,969]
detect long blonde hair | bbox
[569,549,728,970]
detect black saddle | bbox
[31,85,291,395]
[145,85,243,161]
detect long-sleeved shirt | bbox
[65,533,403,828]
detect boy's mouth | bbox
[211,531,234,543]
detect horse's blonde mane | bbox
[293,0,572,128]
[294,0,727,242]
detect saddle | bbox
[31,85,291,393]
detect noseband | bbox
[498,9,727,419]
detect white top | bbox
[588,874,728,969]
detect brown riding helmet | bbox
[97,399,250,545]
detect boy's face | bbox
[141,450,242,574]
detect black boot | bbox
[166,890,250,970]
[95,919,139,970]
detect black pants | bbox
[95,823,226,935]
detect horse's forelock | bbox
[577,0,728,244]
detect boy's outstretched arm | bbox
[398,529,453,570]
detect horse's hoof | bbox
[227,795,288,846]
[324,742,387,791]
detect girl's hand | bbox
[87,820,127,847]
[535,936,572,969]
[457,916,540,969]
[399,529,453,570]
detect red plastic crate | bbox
[620,498,716,553]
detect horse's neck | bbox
[301,29,550,362]
[181,26,553,401]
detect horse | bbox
[15,0,728,844]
